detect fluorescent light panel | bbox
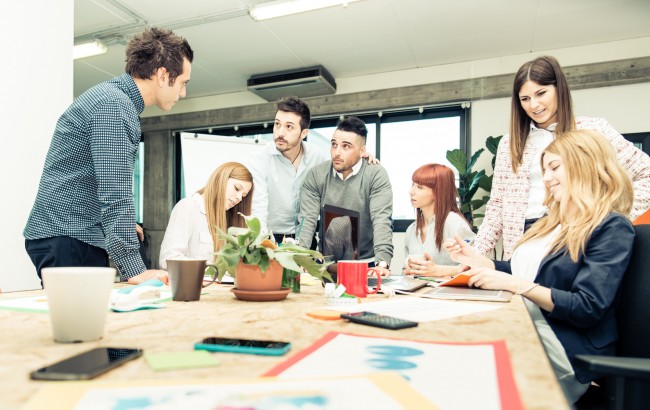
[249,0,361,21]
[73,40,108,60]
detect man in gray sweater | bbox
[298,116,393,276]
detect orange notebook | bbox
[439,273,471,287]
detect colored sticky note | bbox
[144,351,220,371]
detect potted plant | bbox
[446,135,502,230]
[206,214,332,294]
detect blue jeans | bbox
[25,236,109,286]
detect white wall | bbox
[1,1,73,292]
[471,83,650,176]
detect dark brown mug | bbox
[167,259,214,301]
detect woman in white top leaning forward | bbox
[403,163,475,277]
[159,162,253,269]
[474,55,650,259]
[445,130,635,404]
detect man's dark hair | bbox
[275,96,311,130]
[336,116,368,141]
[125,27,194,86]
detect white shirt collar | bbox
[333,158,363,180]
[530,122,558,132]
[192,192,207,216]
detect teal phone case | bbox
[194,341,290,356]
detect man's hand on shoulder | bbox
[127,269,169,285]
[362,152,380,165]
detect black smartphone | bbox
[194,337,291,356]
[340,311,419,330]
[30,347,143,381]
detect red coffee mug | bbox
[337,260,381,298]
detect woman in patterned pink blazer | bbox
[474,56,650,259]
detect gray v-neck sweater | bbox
[299,159,394,264]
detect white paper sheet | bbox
[0,289,172,313]
[273,333,508,410]
[326,296,501,322]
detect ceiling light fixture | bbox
[73,40,108,60]
[249,0,362,21]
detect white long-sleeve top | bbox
[158,192,214,269]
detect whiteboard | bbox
[180,132,267,197]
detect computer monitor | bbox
[319,204,360,271]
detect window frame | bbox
[176,105,468,232]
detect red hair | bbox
[412,164,469,250]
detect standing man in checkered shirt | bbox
[24,27,193,286]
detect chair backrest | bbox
[633,208,650,225]
[616,224,650,358]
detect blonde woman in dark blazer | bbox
[445,130,635,404]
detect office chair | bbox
[574,224,650,410]
[633,208,650,225]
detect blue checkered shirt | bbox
[24,74,146,279]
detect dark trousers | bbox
[25,237,109,285]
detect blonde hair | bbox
[518,130,632,261]
[198,162,253,253]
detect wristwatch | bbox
[376,261,389,269]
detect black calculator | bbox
[340,311,418,330]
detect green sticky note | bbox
[145,351,220,371]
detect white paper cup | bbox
[42,267,115,343]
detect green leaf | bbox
[467,148,485,171]
[465,170,486,194]
[478,174,493,191]
[205,264,218,279]
[446,149,467,176]
[216,227,239,246]
[486,135,502,155]
[258,255,270,272]
[470,198,488,210]
[243,214,262,243]
[274,252,303,272]
[247,249,261,265]
[294,254,332,283]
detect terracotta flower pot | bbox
[234,260,283,291]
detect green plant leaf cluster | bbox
[446,135,502,230]
[207,214,332,283]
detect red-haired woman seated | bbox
[403,163,475,277]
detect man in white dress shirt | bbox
[249,96,327,246]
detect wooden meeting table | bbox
[0,282,568,409]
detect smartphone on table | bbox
[30,347,143,381]
[340,311,419,330]
[195,337,291,356]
